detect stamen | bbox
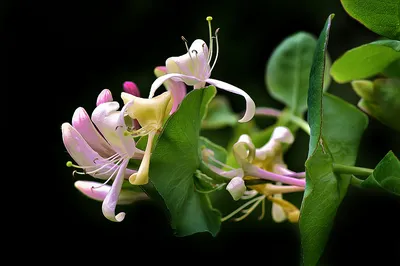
[233,195,265,222]
[90,163,121,190]
[258,199,266,220]
[221,195,265,222]
[206,16,213,64]
[210,28,220,73]
[181,36,192,59]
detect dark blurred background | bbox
[9,0,399,264]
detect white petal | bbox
[62,123,134,180]
[271,193,287,223]
[166,39,210,81]
[72,107,115,158]
[271,126,294,144]
[206,78,255,123]
[91,102,136,157]
[149,73,200,98]
[102,159,129,222]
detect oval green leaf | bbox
[341,0,400,40]
[300,14,369,266]
[352,78,400,131]
[362,151,400,196]
[148,86,222,237]
[266,32,331,115]
[330,40,400,83]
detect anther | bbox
[66,161,73,167]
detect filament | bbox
[206,16,213,64]
[210,28,220,73]
[221,195,265,222]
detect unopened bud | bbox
[123,81,140,97]
[226,177,246,201]
[270,126,294,144]
[96,89,113,106]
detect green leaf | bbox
[266,32,331,115]
[300,14,369,266]
[330,40,400,83]
[201,95,238,129]
[341,0,400,40]
[362,151,400,196]
[148,86,222,237]
[352,78,400,131]
[383,59,400,78]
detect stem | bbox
[332,164,373,176]
[350,175,364,187]
[245,165,306,187]
[254,107,310,135]
[289,115,310,135]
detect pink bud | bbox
[96,89,113,106]
[123,81,140,97]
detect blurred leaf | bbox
[383,59,400,78]
[201,95,238,129]
[362,151,400,196]
[266,32,331,115]
[330,40,400,83]
[341,0,400,40]
[352,78,400,131]
[300,14,369,266]
[148,86,222,237]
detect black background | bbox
[8,0,400,264]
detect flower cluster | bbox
[62,16,257,222]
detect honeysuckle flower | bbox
[154,66,187,114]
[74,180,148,205]
[121,90,172,185]
[96,88,113,106]
[221,126,303,222]
[63,100,144,222]
[149,16,256,123]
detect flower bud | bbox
[226,176,246,201]
[123,81,140,97]
[96,89,113,106]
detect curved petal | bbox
[149,73,201,99]
[91,101,136,157]
[102,159,129,222]
[62,123,135,180]
[74,180,110,202]
[72,107,115,158]
[206,78,256,123]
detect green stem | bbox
[198,160,231,184]
[350,175,364,187]
[289,115,310,135]
[332,163,373,176]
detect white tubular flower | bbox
[149,16,255,123]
